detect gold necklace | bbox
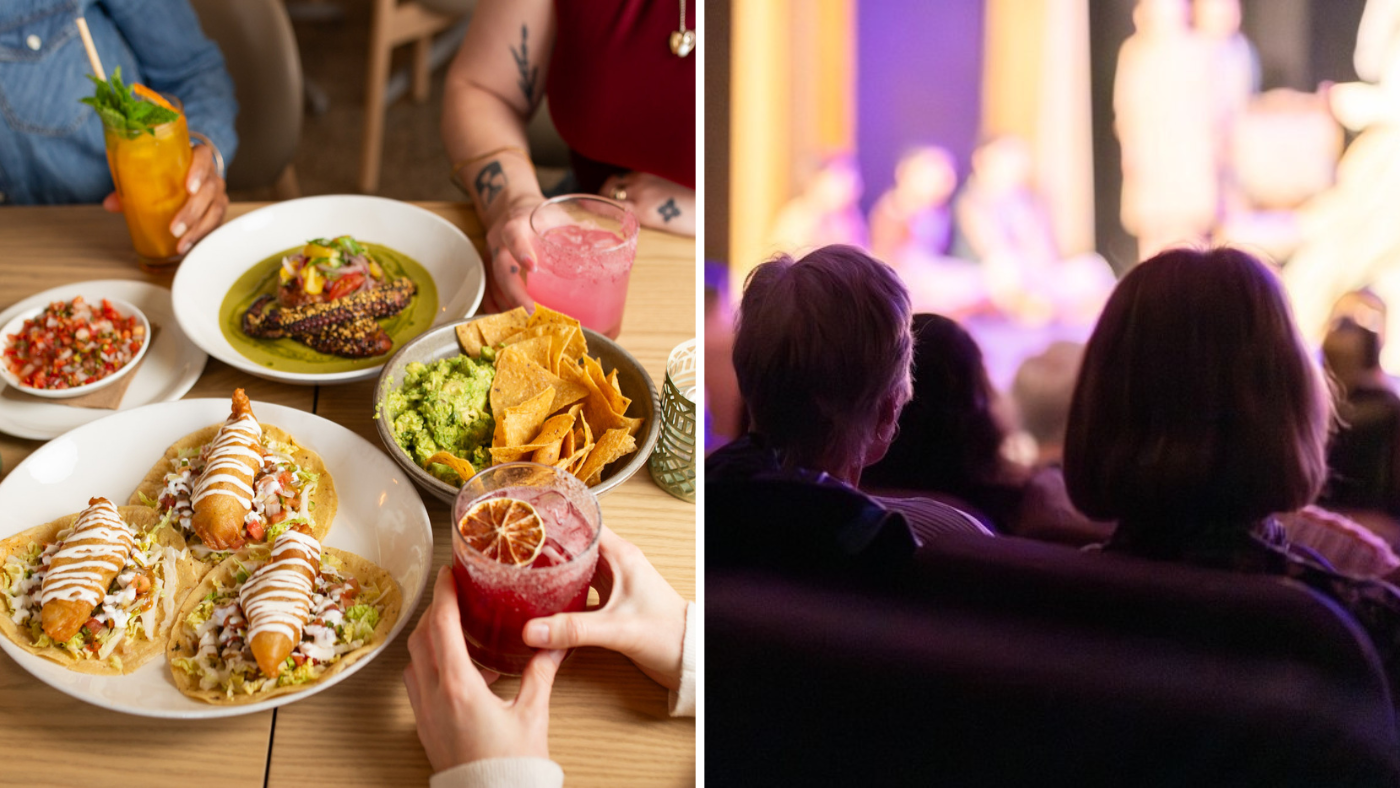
[669,0,694,58]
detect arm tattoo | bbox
[659,198,681,223]
[475,160,507,207]
[510,25,539,102]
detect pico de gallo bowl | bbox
[0,296,151,399]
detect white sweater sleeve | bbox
[668,602,697,717]
[429,757,565,788]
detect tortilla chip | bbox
[455,322,484,357]
[167,546,402,705]
[528,305,588,360]
[473,307,530,346]
[424,451,476,483]
[582,355,631,416]
[500,325,576,374]
[490,349,589,418]
[575,428,638,487]
[128,423,339,562]
[493,388,556,448]
[491,413,575,464]
[0,507,202,675]
[500,336,554,371]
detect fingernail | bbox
[546,648,566,666]
[525,621,549,645]
[188,177,201,195]
[171,222,187,239]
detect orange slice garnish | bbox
[459,497,545,566]
[131,83,180,114]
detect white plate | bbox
[0,399,433,718]
[172,195,486,385]
[0,295,152,399]
[0,281,206,440]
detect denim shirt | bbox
[0,0,238,205]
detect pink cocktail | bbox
[451,462,601,675]
[527,195,640,339]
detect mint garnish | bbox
[80,66,179,138]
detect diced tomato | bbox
[268,509,288,526]
[246,520,266,541]
[291,654,308,667]
[83,617,105,635]
[277,470,294,487]
[132,573,153,595]
[325,272,365,302]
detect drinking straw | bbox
[75,18,106,82]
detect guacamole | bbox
[384,353,496,484]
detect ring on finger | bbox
[611,184,628,202]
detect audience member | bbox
[862,314,1110,545]
[1063,246,1400,694]
[1320,317,1400,538]
[707,247,988,558]
[1011,341,1085,467]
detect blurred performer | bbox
[1115,0,1218,261]
[1284,0,1400,369]
[1195,0,1260,217]
[769,155,869,253]
[956,136,1114,326]
[870,146,988,317]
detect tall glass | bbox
[526,195,640,339]
[451,462,602,675]
[101,96,192,272]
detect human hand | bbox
[483,195,543,312]
[600,172,695,236]
[523,526,688,690]
[101,144,229,256]
[404,565,565,773]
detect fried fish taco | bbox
[129,389,337,565]
[166,535,401,704]
[0,499,202,674]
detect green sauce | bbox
[219,243,439,374]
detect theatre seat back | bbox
[708,572,1400,787]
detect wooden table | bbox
[0,203,697,787]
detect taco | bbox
[166,536,401,704]
[0,499,202,675]
[129,389,337,564]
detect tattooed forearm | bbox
[510,25,538,102]
[659,198,680,223]
[475,160,507,207]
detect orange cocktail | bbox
[100,91,192,270]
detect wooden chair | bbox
[190,0,303,199]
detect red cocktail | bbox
[527,195,640,339]
[451,462,601,675]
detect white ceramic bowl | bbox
[171,195,486,385]
[0,295,152,399]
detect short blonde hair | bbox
[733,245,912,471]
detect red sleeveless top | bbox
[547,0,696,193]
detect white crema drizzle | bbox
[192,414,263,511]
[239,529,322,644]
[39,501,135,607]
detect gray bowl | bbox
[374,321,660,504]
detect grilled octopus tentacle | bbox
[299,317,396,357]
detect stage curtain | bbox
[982,0,1096,256]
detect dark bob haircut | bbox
[1063,247,1329,528]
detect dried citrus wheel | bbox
[130,83,179,113]
[459,497,546,566]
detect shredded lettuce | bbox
[170,657,198,675]
[343,604,380,641]
[263,521,292,543]
[185,598,215,630]
[137,491,159,508]
[277,660,323,687]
